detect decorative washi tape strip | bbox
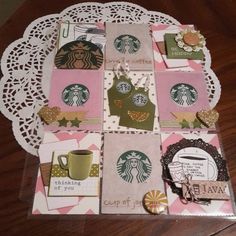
[51,164,99,178]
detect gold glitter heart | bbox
[196,109,219,127]
[38,106,61,124]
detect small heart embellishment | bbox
[196,109,219,127]
[38,106,61,124]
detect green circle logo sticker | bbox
[114,35,141,54]
[62,84,90,106]
[116,81,132,94]
[117,150,152,183]
[170,83,198,107]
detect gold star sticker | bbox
[192,118,202,128]
[70,118,81,127]
[58,117,69,127]
[179,119,190,129]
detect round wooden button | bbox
[183,32,200,46]
[143,190,168,214]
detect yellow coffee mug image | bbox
[58,150,93,180]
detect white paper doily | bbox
[0,2,221,156]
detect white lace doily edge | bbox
[0,2,220,157]
[12,120,38,156]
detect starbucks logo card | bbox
[155,71,212,131]
[47,69,103,131]
[101,133,165,214]
[105,23,154,71]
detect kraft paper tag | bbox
[165,34,204,60]
[182,180,230,200]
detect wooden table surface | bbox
[0,0,236,235]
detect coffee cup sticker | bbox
[178,153,208,180]
[55,40,103,69]
[168,161,185,188]
[175,149,218,181]
[58,150,93,180]
[168,161,185,182]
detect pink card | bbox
[151,24,203,72]
[156,71,212,131]
[161,133,235,216]
[47,69,103,131]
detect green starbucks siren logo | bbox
[117,150,152,183]
[62,84,89,106]
[170,83,198,107]
[114,34,141,54]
